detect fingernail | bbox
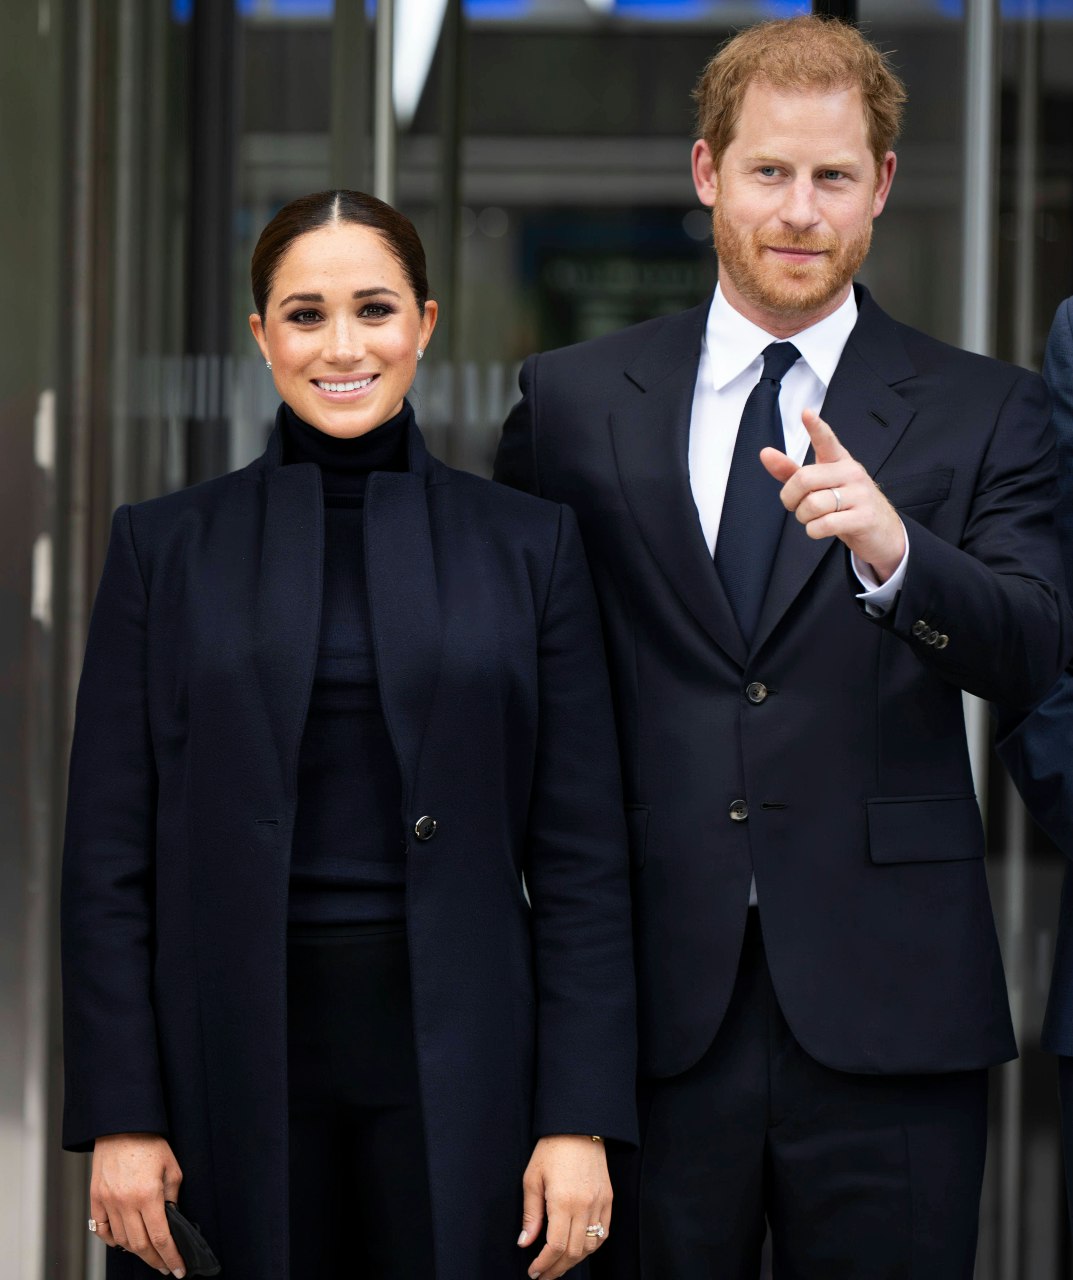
[173,1271,185,1278]
[517,1230,529,1246]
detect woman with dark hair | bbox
[61,190,637,1280]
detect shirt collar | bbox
[705,281,859,393]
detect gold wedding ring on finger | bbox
[586,1223,607,1239]
[830,487,843,513]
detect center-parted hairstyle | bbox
[693,16,907,173]
[250,190,430,319]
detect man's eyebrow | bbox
[742,153,862,169]
[275,287,403,309]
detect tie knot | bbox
[760,341,801,386]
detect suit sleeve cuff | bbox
[852,523,910,617]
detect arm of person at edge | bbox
[516,505,638,1280]
[60,506,186,1277]
[994,298,1073,855]
[761,383,1071,707]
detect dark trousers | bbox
[287,924,436,1279]
[1059,1056,1073,1235]
[597,911,988,1279]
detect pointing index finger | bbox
[802,408,849,464]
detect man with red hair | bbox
[497,16,1071,1278]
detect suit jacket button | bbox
[912,620,928,637]
[414,815,438,841]
[729,800,749,822]
[936,634,949,649]
[926,630,939,646]
[746,682,769,704]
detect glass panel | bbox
[419,24,733,473]
[856,1,967,343]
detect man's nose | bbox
[779,178,820,230]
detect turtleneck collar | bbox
[280,400,413,495]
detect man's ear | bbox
[872,151,897,218]
[691,139,719,209]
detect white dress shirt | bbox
[688,283,908,608]
[688,284,908,906]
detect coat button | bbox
[746,682,769,704]
[729,800,749,822]
[912,620,928,638]
[414,815,437,841]
[936,634,949,650]
[926,631,939,646]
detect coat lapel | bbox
[610,300,749,668]
[250,410,444,807]
[750,287,918,653]
[363,437,444,805]
[255,442,323,794]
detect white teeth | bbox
[315,377,375,393]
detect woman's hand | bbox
[90,1133,186,1277]
[517,1135,612,1279]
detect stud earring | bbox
[416,348,424,361]
[265,360,272,371]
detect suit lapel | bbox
[364,464,443,805]
[751,288,917,652]
[611,300,749,668]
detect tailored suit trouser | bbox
[286,922,436,1279]
[595,911,989,1280]
[1059,1056,1073,1234]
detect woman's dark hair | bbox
[250,190,430,319]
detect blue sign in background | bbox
[172,0,1073,18]
[937,0,1073,13]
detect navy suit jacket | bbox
[495,284,1072,1081]
[996,297,1073,1057]
[61,411,637,1280]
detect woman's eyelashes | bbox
[286,303,395,326]
[359,302,395,318]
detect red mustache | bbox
[761,235,835,254]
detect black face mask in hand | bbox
[164,1203,221,1276]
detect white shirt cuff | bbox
[852,524,909,617]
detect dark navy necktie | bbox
[713,341,802,643]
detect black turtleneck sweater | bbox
[282,401,411,927]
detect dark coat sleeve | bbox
[494,356,541,497]
[995,298,1073,853]
[60,505,168,1151]
[876,365,1072,707]
[525,505,638,1146]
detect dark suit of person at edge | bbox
[60,190,637,1280]
[495,16,1072,1279]
[995,295,1073,1232]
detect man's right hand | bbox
[90,1132,186,1277]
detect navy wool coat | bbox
[61,412,638,1280]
